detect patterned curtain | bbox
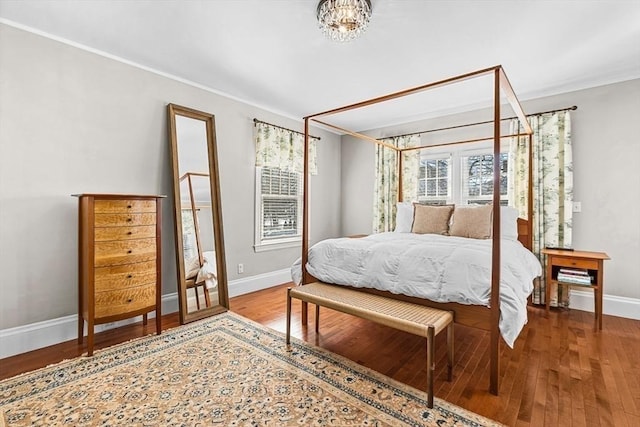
[509,111,573,306]
[373,135,421,233]
[255,122,318,175]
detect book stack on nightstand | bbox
[557,268,593,285]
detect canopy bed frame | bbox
[300,65,534,395]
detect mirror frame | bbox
[167,103,229,324]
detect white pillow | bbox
[500,206,519,241]
[394,202,414,233]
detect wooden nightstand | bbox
[541,248,610,330]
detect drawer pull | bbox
[127,299,133,303]
[126,218,132,222]
[127,205,132,209]
[127,274,133,279]
[127,231,132,235]
[127,250,132,254]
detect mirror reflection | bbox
[168,104,228,323]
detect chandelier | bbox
[317,0,372,42]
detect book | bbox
[557,268,592,283]
[558,276,591,285]
[558,268,589,276]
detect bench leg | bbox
[301,301,308,325]
[427,325,435,408]
[315,304,320,333]
[447,322,454,382]
[286,288,292,345]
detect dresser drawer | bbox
[552,256,599,270]
[94,261,157,292]
[94,283,156,318]
[94,225,156,241]
[94,199,156,213]
[94,238,157,267]
[94,213,156,227]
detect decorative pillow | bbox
[449,205,493,239]
[500,206,519,241]
[411,204,454,235]
[394,202,414,233]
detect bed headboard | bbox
[517,218,533,250]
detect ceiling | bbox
[1,0,639,131]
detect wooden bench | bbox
[286,282,454,408]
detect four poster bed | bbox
[294,65,540,394]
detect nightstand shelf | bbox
[542,248,610,330]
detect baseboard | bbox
[228,268,291,298]
[5,274,633,360]
[569,289,640,320]
[0,269,290,359]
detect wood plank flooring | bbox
[2,283,639,426]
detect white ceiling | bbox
[1,0,639,131]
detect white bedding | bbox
[291,232,542,348]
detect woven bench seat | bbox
[286,282,454,408]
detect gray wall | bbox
[340,78,640,301]
[0,24,342,329]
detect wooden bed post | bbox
[527,133,534,249]
[398,150,404,203]
[301,117,311,324]
[489,67,502,395]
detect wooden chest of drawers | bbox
[74,194,165,355]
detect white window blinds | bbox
[259,166,302,241]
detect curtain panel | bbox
[373,135,421,233]
[254,122,318,175]
[509,111,573,306]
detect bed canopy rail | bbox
[385,105,577,140]
[300,65,533,395]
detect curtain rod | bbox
[253,118,320,140]
[385,105,578,140]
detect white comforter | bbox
[291,232,542,348]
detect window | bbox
[255,166,303,251]
[417,156,451,205]
[415,148,510,206]
[461,153,509,205]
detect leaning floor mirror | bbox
[167,104,228,323]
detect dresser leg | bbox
[87,320,94,356]
[78,316,84,344]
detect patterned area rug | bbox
[0,312,501,426]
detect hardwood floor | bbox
[2,283,639,426]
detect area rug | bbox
[0,312,501,426]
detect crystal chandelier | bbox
[317,0,372,42]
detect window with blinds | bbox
[413,148,511,207]
[418,156,451,205]
[461,152,509,205]
[256,166,303,248]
